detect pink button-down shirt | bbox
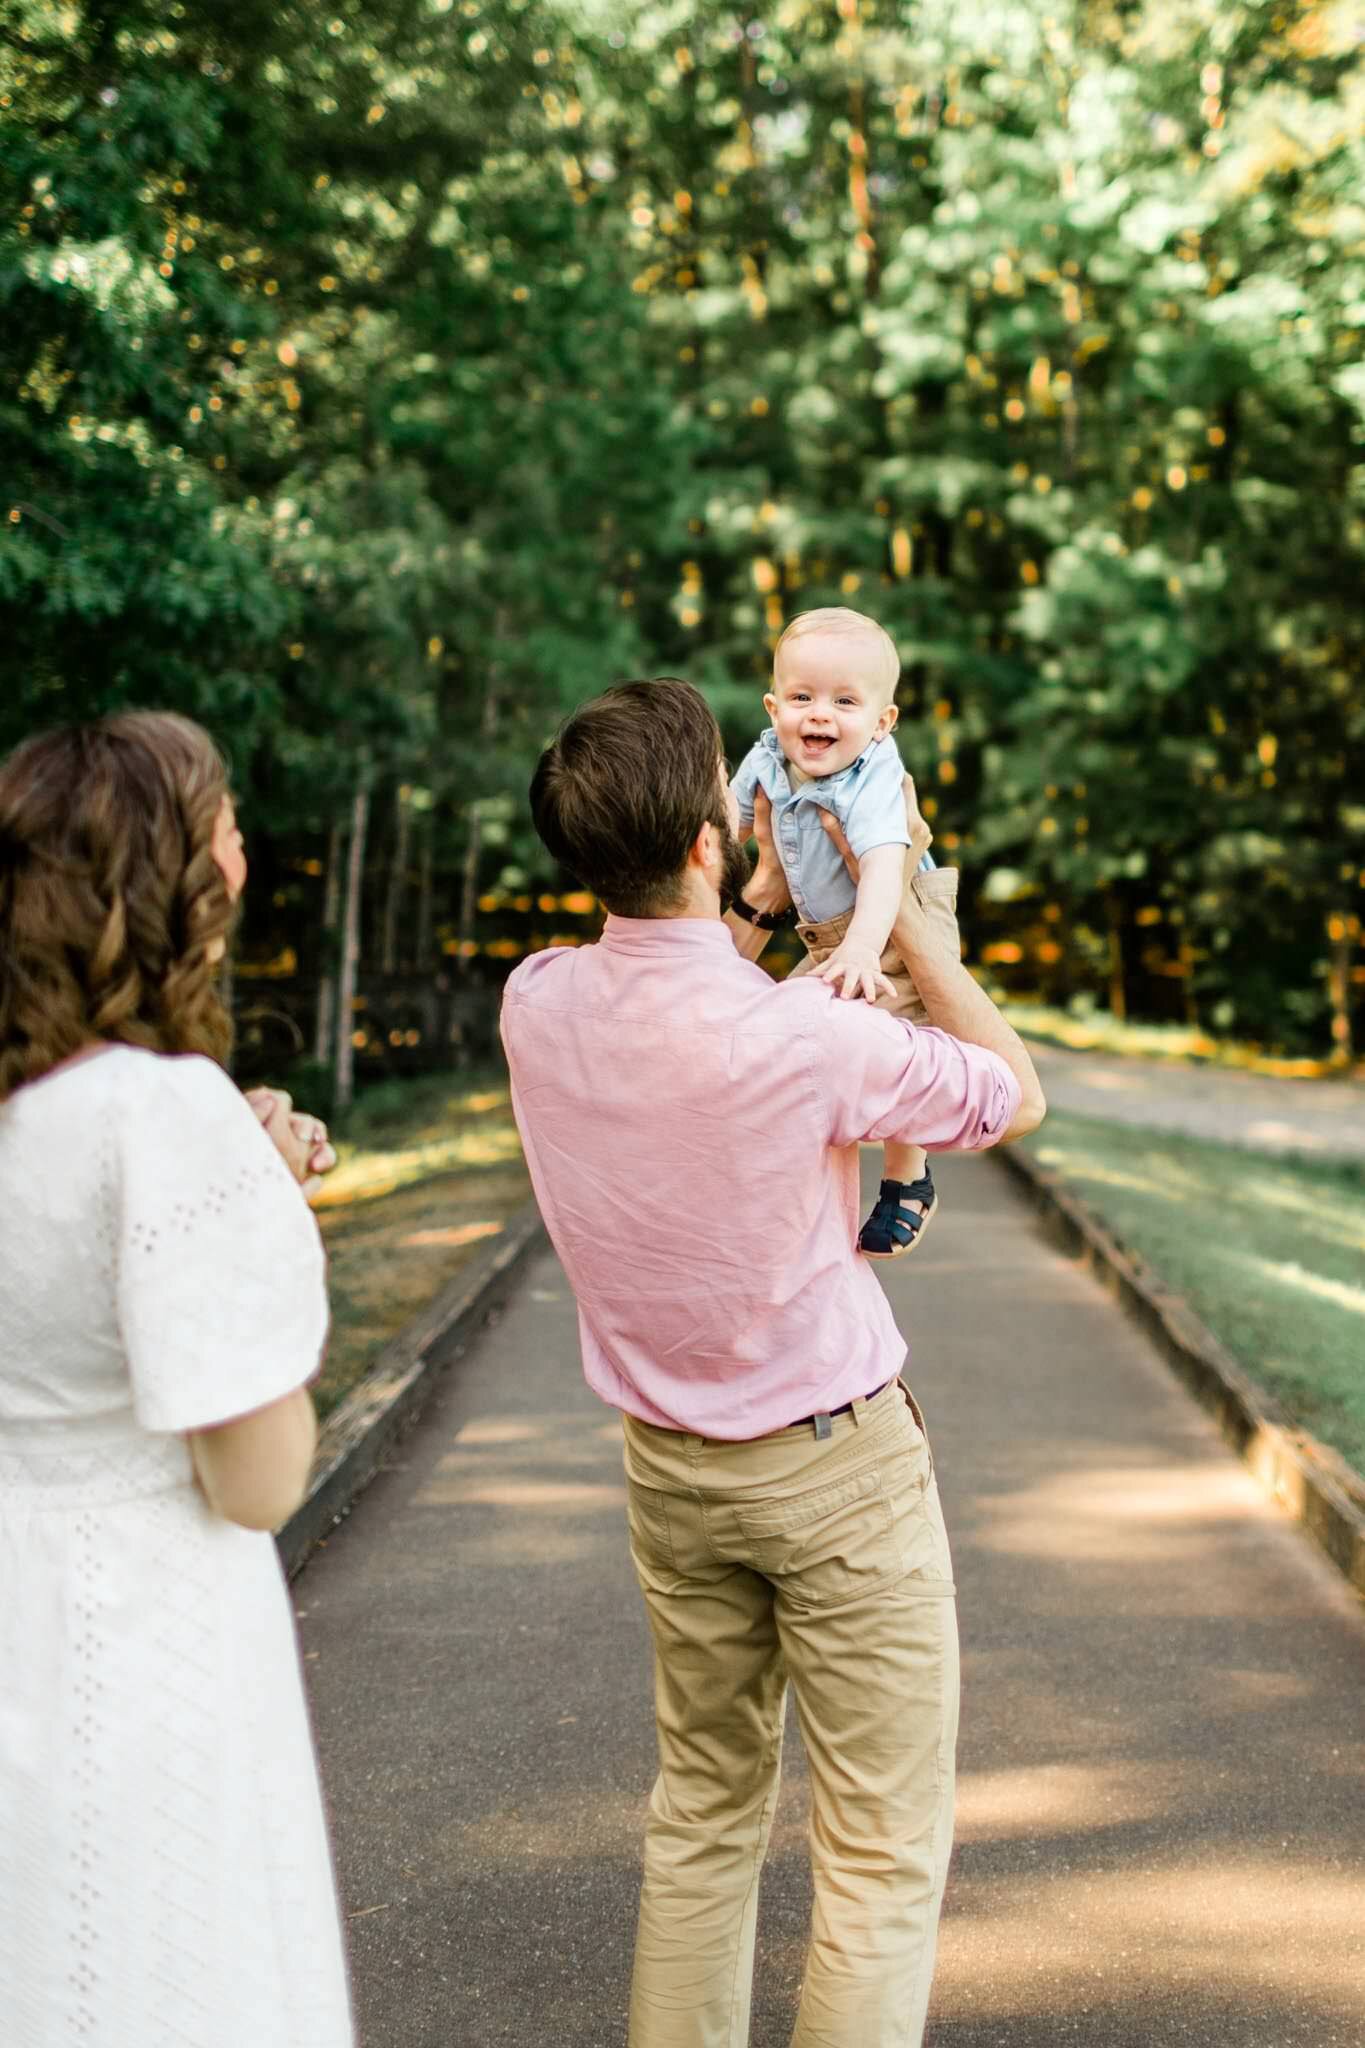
[501,915,1020,1439]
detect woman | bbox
[0,712,353,2045]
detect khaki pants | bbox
[623,1378,959,2048]
[789,867,962,1025]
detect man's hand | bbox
[245,1087,337,1200]
[744,785,792,915]
[815,935,897,1004]
[820,773,932,884]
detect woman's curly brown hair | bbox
[0,711,235,1102]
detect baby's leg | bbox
[884,1140,928,1191]
[859,1143,938,1258]
[859,869,961,1260]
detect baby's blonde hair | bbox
[772,607,900,702]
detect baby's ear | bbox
[878,702,900,737]
[763,690,779,723]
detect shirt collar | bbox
[758,726,882,788]
[601,914,737,956]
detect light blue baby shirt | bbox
[731,728,929,926]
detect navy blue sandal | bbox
[858,1169,938,1261]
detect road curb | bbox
[995,1145,1365,1599]
[277,1199,546,1580]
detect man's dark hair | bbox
[530,678,726,918]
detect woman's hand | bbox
[244,1088,337,1199]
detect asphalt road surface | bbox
[1027,1041,1365,1160]
[300,1152,1365,2047]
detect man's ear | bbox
[762,690,779,724]
[687,818,715,872]
[875,702,900,739]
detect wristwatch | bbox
[728,891,791,931]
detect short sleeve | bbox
[730,739,768,830]
[813,995,1020,1152]
[116,1056,329,1433]
[841,738,914,862]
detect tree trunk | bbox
[415,811,435,973]
[313,820,343,1066]
[380,785,411,975]
[334,775,370,1112]
[1179,938,1200,1031]
[1104,887,1128,1023]
[456,644,506,975]
[456,809,484,975]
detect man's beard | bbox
[715,815,754,913]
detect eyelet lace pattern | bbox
[0,1048,352,2045]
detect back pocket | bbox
[734,1463,900,1609]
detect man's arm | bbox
[888,886,1045,1141]
[724,786,792,962]
[822,780,1045,1142]
[811,843,902,1001]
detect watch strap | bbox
[729,892,790,931]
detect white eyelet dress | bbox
[0,1047,353,2047]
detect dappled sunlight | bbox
[416,1478,625,1511]
[1225,1249,1365,1317]
[399,1220,502,1250]
[970,1459,1266,1568]
[444,1787,647,1867]
[1187,1663,1315,1711]
[1223,1169,1365,1249]
[1030,1146,1193,1207]
[460,1090,509,1114]
[452,1410,610,1447]
[1245,1117,1334,1153]
[413,1407,626,1515]
[954,1761,1176,1844]
[313,1124,523,1209]
[455,1416,549,1445]
[939,1859,1365,2020]
[397,1514,618,1572]
[910,1253,1055,1279]
[1068,1065,1152,1096]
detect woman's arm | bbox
[190,1388,318,1532]
[188,1086,324,1529]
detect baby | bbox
[730,606,963,1259]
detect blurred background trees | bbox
[3,0,1362,1088]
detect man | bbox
[500,677,1045,2048]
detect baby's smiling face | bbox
[764,628,899,779]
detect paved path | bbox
[1028,1040,1365,1159]
[300,1154,1365,2046]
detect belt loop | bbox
[811,1412,833,1441]
[899,1377,928,1436]
[849,1396,865,1426]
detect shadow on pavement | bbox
[301,1156,1365,2047]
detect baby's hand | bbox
[816,938,897,1004]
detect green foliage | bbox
[3,0,1362,1053]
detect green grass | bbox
[309,1068,531,1418]
[1021,1110,1365,1477]
[1001,999,1357,1080]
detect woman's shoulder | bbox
[40,1047,253,1152]
[66,1044,238,1107]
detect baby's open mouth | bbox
[801,735,835,753]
